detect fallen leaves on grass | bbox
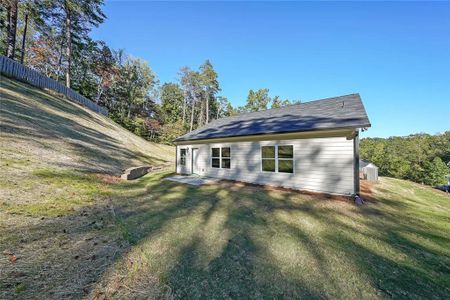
[3,250,18,263]
[95,173,122,185]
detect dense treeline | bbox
[0,0,299,144]
[360,132,450,186]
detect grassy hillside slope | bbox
[1,76,173,176]
[0,77,173,298]
[1,77,449,299]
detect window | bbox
[211,147,231,169]
[261,146,276,172]
[221,147,231,169]
[278,145,294,173]
[180,149,187,166]
[261,145,294,173]
[212,148,220,168]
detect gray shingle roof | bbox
[175,93,371,142]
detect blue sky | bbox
[91,1,450,138]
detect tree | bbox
[71,38,100,99]
[243,88,271,112]
[144,118,162,140]
[199,60,220,125]
[360,132,450,186]
[215,96,234,119]
[113,56,157,119]
[159,121,186,145]
[42,0,105,87]
[4,0,18,59]
[271,96,300,109]
[179,67,202,131]
[160,82,184,124]
[28,37,60,77]
[15,0,44,64]
[19,12,27,63]
[92,42,116,105]
[421,157,448,186]
[178,67,190,125]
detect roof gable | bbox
[175,93,370,142]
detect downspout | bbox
[353,130,360,195]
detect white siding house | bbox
[174,94,371,195]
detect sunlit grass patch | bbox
[1,77,177,300]
[0,169,112,217]
[90,174,450,299]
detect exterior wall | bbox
[176,136,355,195]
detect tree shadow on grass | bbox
[0,78,172,174]
[169,181,449,299]
[326,234,450,299]
[2,169,450,299]
[164,192,325,299]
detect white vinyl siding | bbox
[177,137,355,195]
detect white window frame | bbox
[211,146,231,169]
[261,145,277,173]
[211,147,221,168]
[277,145,295,174]
[261,145,294,174]
[180,148,187,166]
[221,146,231,169]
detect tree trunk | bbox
[56,38,65,81]
[206,92,209,124]
[4,5,10,56]
[6,0,18,59]
[189,94,195,132]
[127,90,132,119]
[64,2,72,88]
[96,75,104,103]
[20,14,29,64]
[199,96,205,127]
[182,93,187,125]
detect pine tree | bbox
[199,60,220,125]
[4,0,18,59]
[244,88,271,112]
[41,0,105,87]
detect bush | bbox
[133,118,148,137]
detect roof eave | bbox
[173,124,370,144]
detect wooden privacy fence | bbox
[0,55,108,116]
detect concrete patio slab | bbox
[164,175,220,186]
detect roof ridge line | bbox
[209,93,361,123]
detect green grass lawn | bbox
[94,173,450,299]
[1,77,449,299]
[2,169,449,299]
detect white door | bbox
[192,148,200,175]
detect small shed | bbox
[360,160,378,182]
